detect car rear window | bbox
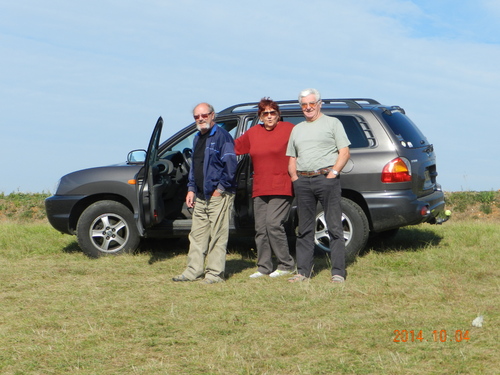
[382,111,429,148]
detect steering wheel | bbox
[181,148,192,172]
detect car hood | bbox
[56,164,142,195]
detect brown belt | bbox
[297,167,332,177]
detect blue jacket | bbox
[187,124,237,199]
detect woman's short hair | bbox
[257,97,280,118]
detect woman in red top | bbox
[235,98,295,278]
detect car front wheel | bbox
[76,200,140,258]
[314,198,369,264]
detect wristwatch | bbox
[331,169,339,176]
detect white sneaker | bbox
[249,271,267,278]
[269,269,292,278]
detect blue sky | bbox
[1,0,499,193]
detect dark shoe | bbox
[172,274,191,282]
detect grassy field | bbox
[0,192,499,374]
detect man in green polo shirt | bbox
[286,88,351,283]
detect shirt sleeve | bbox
[285,127,297,157]
[332,118,351,149]
[218,137,237,192]
[234,130,251,155]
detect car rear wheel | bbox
[76,200,140,258]
[314,198,369,264]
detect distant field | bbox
[1,190,499,222]
[0,192,498,374]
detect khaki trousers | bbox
[183,193,235,281]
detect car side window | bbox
[281,114,372,149]
[281,115,305,125]
[219,119,238,139]
[333,115,372,148]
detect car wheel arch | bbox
[313,197,370,264]
[341,188,372,230]
[76,199,140,257]
[69,194,136,233]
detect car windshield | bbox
[162,120,239,156]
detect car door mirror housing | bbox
[127,150,147,164]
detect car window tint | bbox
[219,119,238,139]
[164,119,239,155]
[166,131,196,154]
[382,111,428,148]
[282,115,371,149]
[333,115,371,148]
[281,115,305,125]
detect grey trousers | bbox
[183,193,235,282]
[253,195,295,274]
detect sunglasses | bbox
[300,100,320,109]
[193,112,213,120]
[262,111,278,117]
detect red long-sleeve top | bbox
[234,122,294,197]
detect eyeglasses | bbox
[300,100,320,109]
[193,112,213,120]
[262,111,277,117]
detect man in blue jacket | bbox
[173,102,237,284]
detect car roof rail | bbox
[218,98,381,115]
[322,98,381,108]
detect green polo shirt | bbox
[286,114,350,171]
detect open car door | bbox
[136,117,166,235]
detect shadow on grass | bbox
[63,241,84,254]
[364,226,444,255]
[61,227,441,276]
[144,236,257,278]
[143,236,258,264]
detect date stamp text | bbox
[393,330,470,342]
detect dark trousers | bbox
[293,175,346,278]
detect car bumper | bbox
[45,195,87,235]
[364,189,446,232]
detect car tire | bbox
[314,198,369,264]
[76,200,140,258]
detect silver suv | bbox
[45,98,447,262]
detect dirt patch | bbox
[446,202,500,223]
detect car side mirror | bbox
[127,149,147,164]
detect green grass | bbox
[0,219,498,374]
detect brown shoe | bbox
[287,274,308,283]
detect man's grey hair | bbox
[192,102,215,115]
[298,88,321,103]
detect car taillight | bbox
[381,157,412,183]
